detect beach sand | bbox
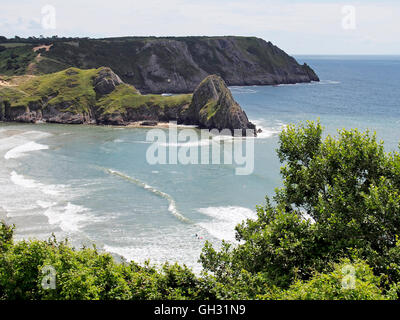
[125,121,198,129]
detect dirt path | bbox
[26,44,53,75]
[33,44,53,52]
[0,79,12,86]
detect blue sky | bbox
[0,0,399,54]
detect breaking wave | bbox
[251,119,286,139]
[10,171,64,196]
[42,202,93,233]
[5,141,49,159]
[197,206,256,242]
[106,169,189,223]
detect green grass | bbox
[0,67,100,113]
[0,67,192,117]
[0,86,26,102]
[14,67,99,113]
[96,84,192,114]
[201,100,218,120]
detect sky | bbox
[0,0,399,54]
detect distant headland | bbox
[0,36,319,94]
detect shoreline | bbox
[124,121,198,129]
[0,120,198,129]
[0,120,262,137]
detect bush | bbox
[270,259,394,300]
[0,226,214,300]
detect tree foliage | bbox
[201,121,400,294]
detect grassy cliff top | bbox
[0,67,101,112]
[96,85,192,115]
[0,67,192,115]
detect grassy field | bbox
[0,67,192,117]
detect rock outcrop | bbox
[93,67,124,95]
[0,67,258,135]
[185,75,257,136]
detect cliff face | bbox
[185,75,256,135]
[0,67,256,135]
[10,36,320,94]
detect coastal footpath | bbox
[0,67,257,135]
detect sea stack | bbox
[185,75,257,136]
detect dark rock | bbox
[302,63,319,82]
[93,67,123,95]
[186,75,257,136]
[97,113,126,125]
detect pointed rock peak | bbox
[187,74,258,136]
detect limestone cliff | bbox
[185,75,256,136]
[0,67,257,135]
[0,36,319,94]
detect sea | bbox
[1,55,399,272]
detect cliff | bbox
[0,67,258,135]
[0,67,191,125]
[185,75,256,136]
[0,36,319,94]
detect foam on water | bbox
[5,141,49,159]
[275,80,341,87]
[102,244,182,265]
[10,171,63,196]
[314,80,341,85]
[102,244,139,262]
[160,133,252,147]
[101,243,204,273]
[228,86,258,94]
[0,130,51,157]
[106,169,189,223]
[251,119,285,139]
[36,200,57,209]
[160,139,212,148]
[43,202,93,233]
[101,223,205,274]
[197,206,256,242]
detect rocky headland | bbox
[0,36,319,94]
[0,67,258,135]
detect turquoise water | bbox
[1,56,399,271]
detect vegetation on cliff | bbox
[0,36,319,93]
[1,121,400,300]
[0,67,192,125]
[0,67,256,133]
